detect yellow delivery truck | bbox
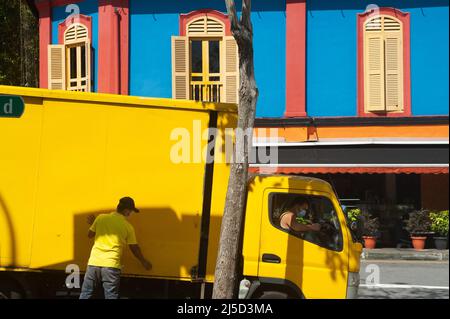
[0,86,362,299]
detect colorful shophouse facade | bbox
[31,0,449,246]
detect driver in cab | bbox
[279,197,321,233]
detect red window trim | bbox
[357,7,411,117]
[179,9,232,36]
[58,14,93,44]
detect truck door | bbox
[258,188,350,299]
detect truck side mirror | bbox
[348,218,364,243]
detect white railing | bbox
[190,82,223,103]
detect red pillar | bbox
[98,0,120,94]
[36,1,52,89]
[98,0,129,94]
[285,0,307,117]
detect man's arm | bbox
[129,244,152,270]
[286,214,321,232]
[87,214,96,238]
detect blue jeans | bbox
[79,266,121,299]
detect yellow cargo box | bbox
[0,86,236,282]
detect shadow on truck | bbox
[1,175,355,299]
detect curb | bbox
[361,249,449,261]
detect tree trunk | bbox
[212,0,258,299]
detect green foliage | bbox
[347,208,362,223]
[295,216,310,225]
[361,211,379,237]
[430,210,449,237]
[0,0,38,86]
[404,209,431,236]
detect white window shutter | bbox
[384,34,403,111]
[364,32,385,112]
[171,36,189,100]
[48,44,66,90]
[222,36,239,104]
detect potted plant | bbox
[361,211,380,249]
[405,210,431,250]
[346,208,363,240]
[430,210,449,250]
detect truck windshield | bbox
[270,193,344,251]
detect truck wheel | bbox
[0,277,25,299]
[258,291,289,299]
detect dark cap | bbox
[117,197,139,213]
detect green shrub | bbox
[430,210,449,237]
[347,208,362,223]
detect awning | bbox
[250,139,449,174]
[249,166,449,175]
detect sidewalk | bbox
[361,248,449,261]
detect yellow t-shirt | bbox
[88,212,137,269]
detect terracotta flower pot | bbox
[411,236,427,250]
[363,236,377,249]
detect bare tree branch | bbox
[241,0,252,31]
[224,0,240,34]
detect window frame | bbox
[173,9,238,104]
[268,192,345,252]
[65,41,90,92]
[57,15,92,93]
[357,7,411,117]
[185,16,225,103]
[189,37,223,102]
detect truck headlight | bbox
[238,279,251,299]
[346,272,360,299]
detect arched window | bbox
[358,8,411,116]
[64,23,89,44]
[63,23,91,92]
[186,17,225,36]
[172,10,238,104]
[48,15,92,92]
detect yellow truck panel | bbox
[0,86,236,281]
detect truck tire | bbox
[258,291,289,299]
[0,277,25,299]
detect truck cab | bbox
[240,175,362,299]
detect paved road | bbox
[358,260,449,299]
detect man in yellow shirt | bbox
[79,197,151,299]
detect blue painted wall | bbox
[46,0,448,118]
[129,0,286,118]
[307,0,449,117]
[52,0,99,92]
